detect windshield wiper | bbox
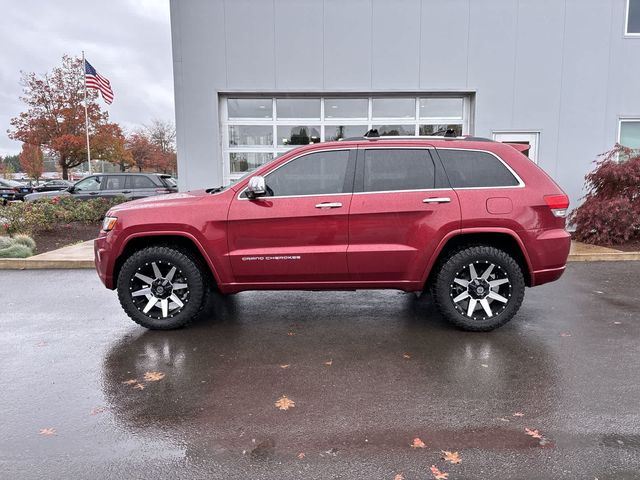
[206,186,225,194]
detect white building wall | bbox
[170,0,640,207]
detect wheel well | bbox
[114,235,216,289]
[425,232,532,289]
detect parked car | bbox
[32,179,74,192]
[95,135,571,332]
[24,173,178,202]
[0,179,33,201]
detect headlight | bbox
[101,216,118,232]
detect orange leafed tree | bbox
[126,131,158,172]
[8,55,109,179]
[19,143,44,182]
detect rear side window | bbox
[265,150,351,197]
[437,149,520,188]
[363,149,435,192]
[127,176,156,189]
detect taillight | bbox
[544,194,569,218]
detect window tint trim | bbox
[237,148,356,200]
[626,0,640,36]
[434,147,525,189]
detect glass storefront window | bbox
[419,124,463,136]
[326,125,368,141]
[419,98,463,119]
[230,152,274,173]
[620,121,640,148]
[372,98,415,119]
[276,98,320,119]
[277,126,321,146]
[227,98,272,119]
[373,124,415,136]
[229,125,273,147]
[324,98,368,119]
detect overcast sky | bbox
[0,0,174,157]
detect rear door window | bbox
[437,149,520,188]
[102,176,127,191]
[126,176,156,190]
[362,149,436,192]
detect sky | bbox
[0,0,174,157]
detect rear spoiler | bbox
[506,143,530,154]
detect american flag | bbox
[85,60,114,104]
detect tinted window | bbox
[74,176,101,192]
[265,150,351,197]
[103,176,126,190]
[437,150,520,188]
[628,0,640,34]
[364,149,435,192]
[127,176,156,189]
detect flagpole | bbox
[82,50,93,175]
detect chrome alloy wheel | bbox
[129,261,190,319]
[449,261,512,320]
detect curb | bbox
[0,259,94,270]
[567,252,640,262]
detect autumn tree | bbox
[19,143,44,182]
[145,119,177,174]
[8,55,112,179]
[92,123,134,172]
[126,131,156,172]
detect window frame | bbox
[618,117,640,145]
[238,147,356,200]
[626,0,640,37]
[221,95,472,185]
[434,147,525,190]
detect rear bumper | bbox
[526,228,571,286]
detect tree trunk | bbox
[120,162,126,172]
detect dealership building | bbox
[169,0,640,206]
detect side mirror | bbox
[246,176,267,199]
[67,186,75,193]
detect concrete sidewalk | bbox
[0,239,638,270]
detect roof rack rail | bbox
[338,133,497,142]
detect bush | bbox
[571,144,640,245]
[0,235,36,258]
[2,196,127,235]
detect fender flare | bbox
[420,227,534,285]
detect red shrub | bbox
[571,144,640,245]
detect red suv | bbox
[95,136,570,331]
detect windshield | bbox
[161,176,178,187]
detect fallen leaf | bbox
[430,465,449,479]
[411,437,426,448]
[287,332,296,336]
[394,474,405,480]
[441,450,461,464]
[560,332,572,337]
[525,427,543,439]
[403,353,411,359]
[297,452,305,459]
[144,371,165,382]
[498,417,510,422]
[90,406,108,415]
[39,428,56,436]
[275,395,295,410]
[280,364,290,369]
[325,447,338,456]
[513,412,525,417]
[481,364,489,368]
[324,359,333,366]
[614,321,622,325]
[122,379,138,385]
[133,383,145,390]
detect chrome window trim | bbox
[237,147,353,200]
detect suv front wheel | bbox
[433,246,526,331]
[116,246,208,329]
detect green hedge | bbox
[1,196,128,235]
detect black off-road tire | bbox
[432,245,526,332]
[117,246,209,330]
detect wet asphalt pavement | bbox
[1,263,640,479]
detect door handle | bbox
[89,192,99,195]
[122,190,132,194]
[315,202,343,209]
[423,197,451,204]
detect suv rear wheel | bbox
[433,246,525,331]
[116,246,208,330]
